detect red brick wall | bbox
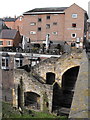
[22,13,65,42]
[64,4,85,45]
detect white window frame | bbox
[72,14,77,18]
[71,33,77,38]
[46,24,50,29]
[30,31,36,35]
[1,57,9,69]
[14,58,23,69]
[19,17,22,21]
[30,22,36,26]
[6,40,12,46]
[52,32,58,35]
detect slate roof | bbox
[23,7,68,14]
[2,53,9,57]
[0,29,17,39]
[14,53,24,58]
[4,17,17,22]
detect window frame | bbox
[53,22,57,25]
[72,23,76,28]
[72,14,78,18]
[46,24,50,29]
[38,27,41,31]
[52,32,58,35]
[30,31,36,35]
[46,16,50,20]
[6,40,12,46]
[1,57,9,69]
[30,22,36,26]
[71,33,77,38]
[38,18,42,22]
[14,58,23,68]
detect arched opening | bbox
[24,92,40,110]
[52,83,62,111]
[46,72,55,85]
[61,66,80,108]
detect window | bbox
[72,14,77,18]
[7,41,12,46]
[52,32,58,35]
[47,16,50,19]
[1,57,9,69]
[71,33,76,38]
[15,59,23,68]
[53,22,57,25]
[19,17,22,21]
[2,58,5,67]
[38,27,41,31]
[6,59,8,67]
[46,24,50,29]
[72,23,76,27]
[27,38,30,43]
[15,60,20,68]
[38,18,42,22]
[30,22,36,26]
[30,31,36,34]
[20,60,22,66]
[0,41,3,45]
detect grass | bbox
[1,101,68,119]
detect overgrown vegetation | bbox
[2,102,67,119]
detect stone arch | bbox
[24,91,40,110]
[61,66,80,108]
[61,65,80,77]
[46,72,55,85]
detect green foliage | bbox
[2,102,67,119]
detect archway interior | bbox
[24,92,40,110]
[46,72,55,85]
[52,66,80,115]
[61,66,80,108]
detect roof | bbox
[4,17,17,22]
[0,29,17,39]
[14,53,24,58]
[23,7,68,15]
[2,53,9,57]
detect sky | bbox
[0,0,89,18]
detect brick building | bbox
[3,3,88,47]
[22,3,88,47]
[4,16,23,35]
[0,29,21,47]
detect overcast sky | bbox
[0,0,89,18]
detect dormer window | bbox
[1,53,9,70]
[14,54,23,69]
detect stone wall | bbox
[13,69,53,112]
[33,52,82,86]
[69,50,89,118]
